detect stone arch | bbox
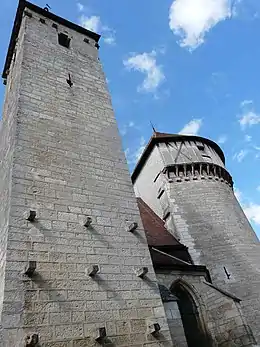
[170,279,214,347]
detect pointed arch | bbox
[170,279,213,347]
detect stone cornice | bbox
[163,162,233,187]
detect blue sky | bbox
[1,0,260,238]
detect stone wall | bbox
[134,135,260,341]
[156,271,257,347]
[163,301,187,347]
[163,176,260,342]
[0,12,27,318]
[0,6,172,347]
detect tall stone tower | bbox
[132,132,260,343]
[0,2,172,346]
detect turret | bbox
[132,131,260,342]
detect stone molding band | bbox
[163,162,233,187]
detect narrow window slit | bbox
[58,33,71,48]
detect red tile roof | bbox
[137,197,180,247]
[137,197,193,266]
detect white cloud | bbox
[245,134,252,142]
[125,137,146,165]
[234,187,242,202]
[120,121,136,136]
[123,51,165,93]
[233,149,248,162]
[79,15,116,45]
[179,119,202,135]
[77,2,84,12]
[169,0,232,50]
[244,204,260,225]
[240,99,253,107]
[238,100,260,129]
[234,188,260,229]
[239,111,260,129]
[217,135,227,144]
[103,36,116,45]
[80,15,100,32]
[135,137,146,162]
[124,148,130,158]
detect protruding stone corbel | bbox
[24,210,37,222]
[95,327,106,343]
[25,333,39,346]
[126,222,138,233]
[87,265,100,277]
[84,217,93,228]
[24,261,36,277]
[135,267,148,278]
[148,323,161,336]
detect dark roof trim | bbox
[203,281,241,303]
[154,263,212,283]
[131,133,225,183]
[151,247,191,266]
[2,0,100,79]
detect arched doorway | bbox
[171,281,212,347]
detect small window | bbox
[197,144,205,151]
[202,154,211,159]
[163,209,170,221]
[154,172,160,183]
[157,188,165,199]
[58,33,71,48]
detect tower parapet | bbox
[164,162,233,186]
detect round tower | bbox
[132,132,260,343]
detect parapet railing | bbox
[163,162,233,187]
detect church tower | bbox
[0,2,172,346]
[132,132,260,343]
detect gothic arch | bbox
[170,279,213,347]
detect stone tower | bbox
[132,132,260,343]
[0,2,173,346]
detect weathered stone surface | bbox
[157,272,257,347]
[0,5,172,346]
[134,136,260,343]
